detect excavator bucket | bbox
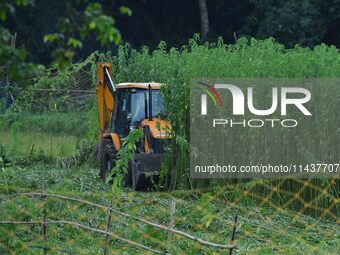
[131,153,163,190]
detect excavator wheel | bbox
[99,138,132,186]
[100,139,116,180]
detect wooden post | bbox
[103,196,114,255]
[229,215,238,255]
[167,199,176,250]
[3,32,16,113]
[28,144,35,159]
[42,187,48,255]
[198,0,209,42]
[233,32,238,43]
[42,207,48,255]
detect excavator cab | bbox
[96,62,170,189]
[114,86,164,136]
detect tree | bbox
[3,0,340,66]
[0,0,40,83]
[43,0,131,67]
[241,0,327,47]
[198,0,209,42]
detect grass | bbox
[0,164,338,254]
[0,112,95,137]
[0,111,97,158]
[0,130,79,158]
[7,37,340,192]
[1,37,339,253]
[110,37,340,190]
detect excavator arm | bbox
[96,62,116,139]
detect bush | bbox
[108,36,340,189]
[9,35,340,193]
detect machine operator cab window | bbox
[115,87,164,135]
[130,89,163,125]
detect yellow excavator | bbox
[96,62,170,189]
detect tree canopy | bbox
[1,0,340,67]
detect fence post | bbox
[42,185,48,255]
[103,196,114,255]
[3,32,16,113]
[167,199,176,251]
[228,215,238,255]
[42,206,48,255]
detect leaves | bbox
[43,33,59,43]
[119,6,132,16]
[0,1,39,83]
[0,0,31,21]
[107,129,143,191]
[40,1,130,67]
[67,38,83,49]
[84,2,102,16]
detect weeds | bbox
[0,166,338,254]
[0,112,92,136]
[2,35,340,216]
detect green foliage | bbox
[55,139,97,168]
[0,0,31,21]
[4,36,339,217]
[11,52,98,114]
[119,6,132,17]
[2,0,340,67]
[242,0,327,47]
[0,112,91,136]
[43,0,131,67]
[0,141,54,168]
[85,2,121,45]
[107,129,143,193]
[0,1,42,85]
[0,165,339,254]
[0,112,91,160]
[0,34,339,254]
[13,36,340,192]
[197,193,214,228]
[67,37,83,49]
[8,120,20,154]
[0,26,38,83]
[0,144,12,169]
[102,36,340,189]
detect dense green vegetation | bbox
[1,1,339,254]
[0,112,95,157]
[0,112,91,136]
[0,164,339,254]
[108,37,340,191]
[2,37,337,222]
[3,0,340,66]
[0,131,78,157]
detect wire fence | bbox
[0,192,238,254]
[0,66,13,113]
[15,63,95,113]
[0,178,339,254]
[0,54,339,254]
[0,58,97,159]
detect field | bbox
[0,131,78,157]
[0,37,339,254]
[0,164,339,254]
[0,112,94,158]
